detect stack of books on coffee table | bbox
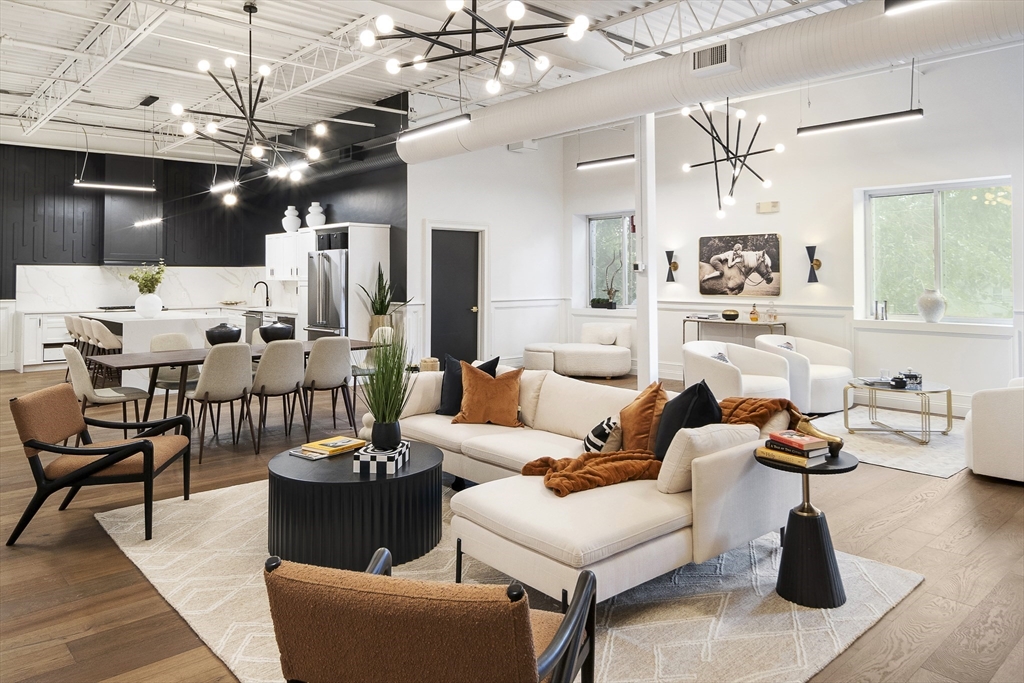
[756,430,829,468]
[289,436,366,460]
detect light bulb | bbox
[291,160,308,171]
[413,55,426,71]
[722,195,736,206]
[567,23,585,41]
[274,165,288,178]
[681,163,691,172]
[500,60,515,76]
[258,64,271,77]
[534,55,550,71]
[386,58,401,75]
[181,121,196,135]
[757,114,767,124]
[170,102,184,116]
[205,121,218,135]
[197,60,210,72]
[680,106,691,117]
[289,170,301,182]
[224,56,236,68]
[314,122,327,136]
[359,29,375,47]
[485,79,501,94]
[574,15,590,28]
[375,14,394,33]
[703,101,715,112]
[307,146,321,160]
[446,0,465,11]
[250,145,264,158]
[716,209,726,219]
[506,1,525,21]
[762,179,773,189]
[775,143,785,153]
[736,109,746,119]
[223,193,237,206]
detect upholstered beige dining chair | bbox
[64,345,150,439]
[302,336,355,432]
[150,333,200,419]
[185,342,256,462]
[251,340,307,452]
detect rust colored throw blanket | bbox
[719,397,803,429]
[522,449,661,498]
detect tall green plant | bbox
[358,263,410,316]
[363,330,412,424]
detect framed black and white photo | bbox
[698,233,781,296]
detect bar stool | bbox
[63,315,80,381]
[89,320,124,386]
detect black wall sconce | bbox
[666,251,679,282]
[806,245,822,283]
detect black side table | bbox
[268,441,443,570]
[754,451,859,608]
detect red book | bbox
[769,430,828,451]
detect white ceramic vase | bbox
[135,293,162,319]
[282,206,301,232]
[916,288,946,323]
[306,202,326,227]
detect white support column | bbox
[634,113,659,386]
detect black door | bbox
[431,230,479,365]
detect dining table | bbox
[88,339,373,421]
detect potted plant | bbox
[359,263,411,337]
[128,259,166,318]
[363,329,412,451]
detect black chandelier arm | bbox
[195,130,276,173]
[686,147,775,170]
[423,12,457,59]
[377,23,569,40]
[233,127,253,181]
[206,71,247,117]
[462,7,538,60]
[710,128,722,211]
[494,20,515,81]
[394,26,465,54]
[399,32,563,69]
[729,121,762,193]
[217,128,305,154]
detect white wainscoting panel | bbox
[0,301,15,371]
[493,298,565,366]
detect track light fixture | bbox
[399,114,471,143]
[576,154,635,171]
[73,179,156,193]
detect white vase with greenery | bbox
[128,259,166,318]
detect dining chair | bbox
[150,333,200,419]
[7,382,190,546]
[64,345,150,440]
[185,342,256,462]
[351,326,392,419]
[251,340,308,452]
[302,336,355,432]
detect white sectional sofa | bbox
[523,323,632,378]
[361,368,799,602]
[965,378,1024,482]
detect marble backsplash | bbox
[15,265,300,313]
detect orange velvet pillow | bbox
[452,362,525,427]
[619,382,667,452]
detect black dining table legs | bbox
[142,367,159,422]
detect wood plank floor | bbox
[1,370,1022,682]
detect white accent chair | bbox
[251,340,308,452]
[185,343,256,462]
[304,336,356,432]
[965,378,1024,482]
[682,341,790,400]
[523,323,632,378]
[754,334,854,414]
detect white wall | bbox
[407,140,566,364]
[562,46,1024,412]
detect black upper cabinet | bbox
[102,156,164,264]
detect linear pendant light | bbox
[796,108,924,136]
[884,0,946,16]
[133,217,163,227]
[73,180,156,192]
[399,114,471,143]
[576,154,635,170]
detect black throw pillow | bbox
[436,354,500,416]
[653,380,722,460]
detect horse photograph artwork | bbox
[698,233,781,296]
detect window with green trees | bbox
[868,182,1013,320]
[589,214,636,307]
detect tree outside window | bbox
[589,214,636,307]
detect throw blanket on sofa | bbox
[522,450,661,498]
[719,397,802,430]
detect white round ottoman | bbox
[523,343,556,371]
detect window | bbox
[588,214,636,307]
[867,182,1013,321]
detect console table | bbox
[683,318,786,344]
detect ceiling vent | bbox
[688,41,741,77]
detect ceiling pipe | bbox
[397,0,1024,164]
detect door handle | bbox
[470,306,479,313]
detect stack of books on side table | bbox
[756,430,830,468]
[289,436,366,460]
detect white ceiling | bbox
[0,0,859,162]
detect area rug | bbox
[96,480,923,683]
[812,406,966,478]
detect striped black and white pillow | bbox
[583,416,618,453]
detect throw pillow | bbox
[711,352,730,363]
[759,410,791,438]
[583,416,618,452]
[657,423,760,493]
[580,326,617,345]
[619,382,668,452]
[652,380,723,460]
[436,354,499,416]
[602,425,623,453]
[778,341,795,351]
[452,363,524,427]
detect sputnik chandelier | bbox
[679,98,784,219]
[362,0,589,95]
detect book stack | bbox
[289,436,366,461]
[756,430,830,468]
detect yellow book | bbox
[302,436,366,455]
[756,446,826,468]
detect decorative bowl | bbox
[721,309,740,321]
[206,322,242,346]
[259,322,294,342]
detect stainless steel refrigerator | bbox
[306,249,348,338]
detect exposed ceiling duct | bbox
[397,0,1024,164]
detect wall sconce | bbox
[806,245,822,283]
[666,250,679,282]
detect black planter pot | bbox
[206,322,242,346]
[259,322,294,342]
[372,421,402,451]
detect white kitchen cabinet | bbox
[19,314,43,368]
[266,231,316,281]
[294,231,317,281]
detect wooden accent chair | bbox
[6,383,191,546]
[264,548,596,683]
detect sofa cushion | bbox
[399,414,513,454]
[620,382,667,452]
[437,355,499,416]
[453,364,524,428]
[653,380,722,460]
[809,364,854,381]
[517,370,548,428]
[759,410,791,439]
[450,476,692,568]
[740,374,790,399]
[580,326,616,345]
[657,423,760,494]
[583,416,618,453]
[552,344,632,378]
[461,430,584,472]
[532,373,637,440]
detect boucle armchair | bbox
[965,378,1024,482]
[524,323,632,378]
[682,341,790,400]
[755,334,854,413]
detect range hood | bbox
[101,155,165,265]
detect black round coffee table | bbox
[268,441,443,570]
[755,450,859,608]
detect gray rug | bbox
[813,406,966,478]
[96,480,923,683]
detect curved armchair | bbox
[755,335,853,413]
[682,341,789,400]
[965,378,1024,482]
[264,548,596,683]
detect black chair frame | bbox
[303,378,357,434]
[251,381,309,453]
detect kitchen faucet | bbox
[254,281,270,307]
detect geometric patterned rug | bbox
[96,479,923,683]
